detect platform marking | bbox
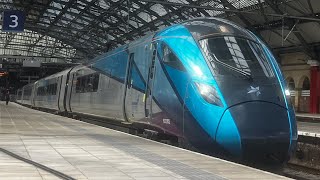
[298,131,320,138]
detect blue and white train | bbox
[16,18,297,162]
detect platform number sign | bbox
[2,11,26,32]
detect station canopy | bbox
[0,0,320,63]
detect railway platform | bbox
[297,121,320,137]
[0,102,290,180]
[296,113,320,122]
[296,113,320,137]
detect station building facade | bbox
[281,52,320,114]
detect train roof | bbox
[33,65,81,85]
[89,17,257,66]
[182,17,255,41]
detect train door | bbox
[31,83,36,107]
[64,68,75,112]
[58,75,64,111]
[65,72,75,112]
[21,87,25,104]
[123,53,134,122]
[144,42,157,120]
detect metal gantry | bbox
[0,29,78,63]
[0,0,319,62]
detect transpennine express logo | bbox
[247,86,261,96]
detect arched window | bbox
[302,77,310,90]
[287,78,295,90]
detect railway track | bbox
[282,163,320,180]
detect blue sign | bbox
[2,10,26,32]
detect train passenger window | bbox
[162,44,186,71]
[48,83,57,95]
[23,87,32,100]
[91,73,99,92]
[36,83,57,96]
[75,78,82,93]
[76,73,99,93]
[51,84,54,95]
[37,86,45,96]
[77,75,87,93]
[48,85,52,95]
[53,83,56,95]
[48,85,51,95]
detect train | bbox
[16,17,297,163]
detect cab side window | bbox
[162,44,185,71]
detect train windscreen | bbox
[199,36,275,80]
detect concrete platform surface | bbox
[0,102,289,180]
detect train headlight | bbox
[195,82,223,107]
[285,89,291,96]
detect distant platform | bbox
[296,113,320,138]
[298,121,320,138]
[296,113,320,121]
[0,102,290,180]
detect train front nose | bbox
[216,101,292,162]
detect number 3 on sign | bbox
[9,15,18,28]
